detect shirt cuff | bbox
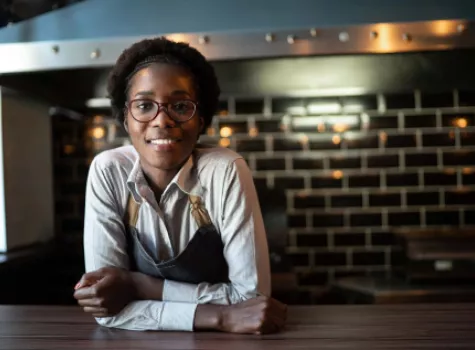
[163,279,198,303]
[159,302,198,331]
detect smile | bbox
[148,139,179,145]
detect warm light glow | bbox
[444,168,456,174]
[90,127,105,139]
[431,20,455,36]
[332,170,343,179]
[220,127,233,137]
[454,118,468,128]
[63,145,75,155]
[317,123,325,132]
[380,132,388,143]
[165,34,188,43]
[296,191,309,198]
[462,168,473,174]
[219,138,231,148]
[333,123,349,133]
[300,135,309,145]
[332,135,341,144]
[249,127,259,137]
[207,127,216,136]
[371,23,393,53]
[218,109,229,116]
[93,115,104,123]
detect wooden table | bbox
[1,304,474,349]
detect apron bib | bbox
[124,194,229,284]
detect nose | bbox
[149,106,176,128]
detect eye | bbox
[172,101,192,114]
[131,100,155,113]
[137,101,154,111]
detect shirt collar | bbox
[126,151,204,202]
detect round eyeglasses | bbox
[125,99,198,123]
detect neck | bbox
[142,167,177,200]
[140,157,190,201]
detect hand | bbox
[73,267,136,318]
[219,296,287,334]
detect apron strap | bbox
[124,194,140,227]
[124,193,212,229]
[189,195,212,228]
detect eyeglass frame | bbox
[124,98,199,123]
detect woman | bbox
[73,37,287,334]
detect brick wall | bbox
[53,89,475,302]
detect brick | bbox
[295,232,328,247]
[353,251,385,266]
[298,271,328,286]
[314,251,346,266]
[333,233,366,247]
[288,252,310,267]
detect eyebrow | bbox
[134,90,193,98]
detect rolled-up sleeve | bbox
[84,155,197,331]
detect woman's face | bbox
[125,63,203,172]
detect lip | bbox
[146,138,181,152]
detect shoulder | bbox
[89,145,138,178]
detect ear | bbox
[123,119,129,133]
[199,117,205,133]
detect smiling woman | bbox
[73,36,287,334]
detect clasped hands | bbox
[73,267,287,334]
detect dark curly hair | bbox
[107,36,220,130]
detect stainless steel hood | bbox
[0,0,475,111]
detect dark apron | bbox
[124,193,229,284]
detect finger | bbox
[74,285,99,300]
[77,298,103,308]
[256,319,279,335]
[83,306,108,315]
[268,310,286,331]
[75,270,106,289]
[269,297,288,313]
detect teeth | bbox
[150,139,176,145]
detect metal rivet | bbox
[287,35,296,44]
[339,32,350,42]
[90,49,101,59]
[310,28,318,37]
[265,33,274,42]
[370,31,378,39]
[402,33,412,42]
[198,35,209,44]
[52,45,60,54]
[457,24,466,33]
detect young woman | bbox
[73,37,287,334]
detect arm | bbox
[77,155,286,334]
[160,158,271,305]
[80,156,196,331]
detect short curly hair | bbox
[107,37,220,130]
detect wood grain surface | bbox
[0,304,474,349]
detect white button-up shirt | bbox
[83,145,271,331]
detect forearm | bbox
[193,304,223,331]
[130,272,164,301]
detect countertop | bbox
[1,303,474,349]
